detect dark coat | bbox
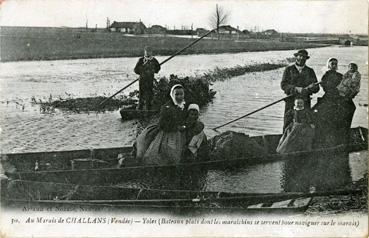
[320,70,343,99]
[134,57,160,95]
[313,70,343,120]
[281,64,319,130]
[159,101,187,132]
[313,70,354,147]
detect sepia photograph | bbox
[0,0,368,237]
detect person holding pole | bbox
[99,28,215,108]
[281,49,320,131]
[134,46,161,110]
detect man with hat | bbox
[281,49,320,131]
[134,46,161,110]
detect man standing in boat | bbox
[281,49,320,130]
[134,46,161,110]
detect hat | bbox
[294,49,310,59]
[188,104,199,112]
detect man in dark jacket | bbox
[134,46,161,110]
[281,49,320,130]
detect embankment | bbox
[0,26,327,62]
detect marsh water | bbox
[0,46,367,193]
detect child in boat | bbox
[337,62,361,99]
[184,104,209,161]
[276,98,315,154]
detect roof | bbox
[110,21,146,29]
[218,25,240,32]
[150,25,166,29]
[263,29,278,34]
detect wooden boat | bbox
[6,179,364,213]
[1,127,367,186]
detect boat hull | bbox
[10,180,367,213]
[1,127,367,186]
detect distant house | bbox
[240,29,252,39]
[217,25,240,35]
[196,28,208,36]
[109,21,146,34]
[262,29,279,37]
[339,35,368,46]
[211,25,241,39]
[146,25,166,34]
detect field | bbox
[0,26,327,62]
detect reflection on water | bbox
[202,151,367,193]
[204,162,284,193]
[281,153,351,193]
[118,151,367,193]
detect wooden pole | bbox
[212,82,321,131]
[212,95,293,131]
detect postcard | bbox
[0,0,367,237]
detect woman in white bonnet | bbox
[136,84,188,165]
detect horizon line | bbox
[0,25,367,36]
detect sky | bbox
[0,0,367,34]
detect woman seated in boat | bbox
[313,58,356,147]
[183,104,209,161]
[276,98,315,154]
[136,84,188,165]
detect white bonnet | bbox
[188,104,199,112]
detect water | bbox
[0,46,367,193]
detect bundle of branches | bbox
[33,74,215,116]
[33,62,287,116]
[120,74,216,120]
[32,94,137,113]
[152,74,215,109]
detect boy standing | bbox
[134,46,161,110]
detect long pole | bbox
[212,95,293,131]
[98,28,216,107]
[212,81,322,131]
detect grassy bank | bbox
[0,26,327,62]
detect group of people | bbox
[135,84,208,165]
[276,49,361,153]
[132,46,361,163]
[133,47,208,165]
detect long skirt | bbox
[143,130,187,165]
[135,124,160,160]
[276,123,315,154]
[313,97,356,147]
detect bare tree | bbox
[209,4,229,40]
